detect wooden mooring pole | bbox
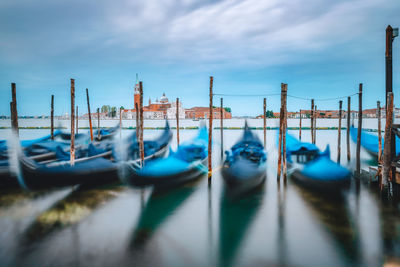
[378,101,382,163]
[119,108,122,139]
[97,108,100,141]
[220,97,224,158]
[337,101,342,163]
[282,84,288,181]
[208,76,214,178]
[314,105,317,144]
[299,109,302,141]
[311,99,314,144]
[76,106,78,134]
[263,98,266,148]
[347,97,351,161]
[356,83,363,178]
[139,82,144,166]
[11,83,19,136]
[135,103,139,140]
[383,92,394,194]
[70,79,75,166]
[86,89,93,142]
[176,98,180,146]
[51,95,54,140]
[278,83,287,180]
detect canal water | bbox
[0,120,399,266]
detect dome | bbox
[160,92,169,103]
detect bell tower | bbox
[134,73,140,110]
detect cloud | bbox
[0,0,398,68]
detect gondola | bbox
[350,126,400,158]
[59,124,120,143]
[285,133,351,193]
[126,125,208,187]
[221,122,267,195]
[17,123,172,190]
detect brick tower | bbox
[134,73,140,110]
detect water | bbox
[0,121,399,266]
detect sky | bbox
[0,0,400,116]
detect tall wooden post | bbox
[378,101,382,163]
[208,76,214,178]
[97,108,100,140]
[86,89,93,141]
[299,109,302,141]
[119,108,122,139]
[220,97,224,157]
[135,103,139,140]
[139,81,144,166]
[383,92,394,193]
[347,97,351,161]
[385,25,397,193]
[311,99,314,144]
[76,106,78,134]
[314,105,317,144]
[70,79,75,166]
[386,25,394,101]
[51,95,54,140]
[11,83,19,136]
[278,83,286,180]
[176,98,180,146]
[356,83,363,178]
[282,84,288,181]
[337,101,342,163]
[263,98,266,147]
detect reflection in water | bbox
[277,180,287,266]
[0,188,47,208]
[380,200,400,263]
[130,178,203,249]
[293,183,360,265]
[218,186,264,267]
[20,183,124,246]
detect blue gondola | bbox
[222,122,267,195]
[16,123,172,190]
[350,126,400,158]
[127,125,208,187]
[285,133,351,193]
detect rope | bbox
[213,93,281,97]
[287,93,359,102]
[213,92,358,102]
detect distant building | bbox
[185,107,232,119]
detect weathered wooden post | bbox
[97,108,100,140]
[119,108,122,139]
[51,95,54,140]
[277,83,286,180]
[377,101,382,187]
[76,106,78,134]
[299,109,302,141]
[86,88,93,141]
[220,97,224,157]
[383,92,394,193]
[311,99,314,144]
[263,98,266,147]
[356,83,363,178]
[70,79,75,166]
[377,101,382,163]
[176,98,180,146]
[135,103,139,140]
[11,83,19,136]
[347,96,351,161]
[337,100,342,163]
[282,84,288,181]
[314,105,317,144]
[208,76,214,178]
[139,81,145,166]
